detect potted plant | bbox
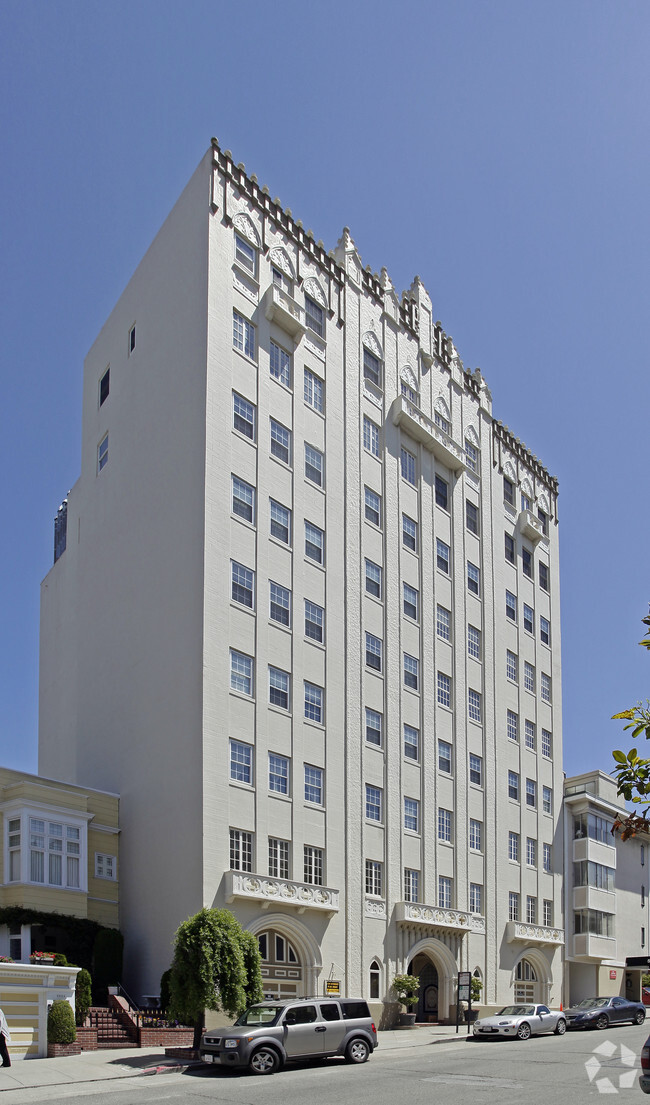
[392,974,420,1026]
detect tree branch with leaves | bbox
[611,612,650,839]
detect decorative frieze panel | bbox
[365,898,387,919]
[226,871,339,914]
[506,921,564,946]
[396,902,485,934]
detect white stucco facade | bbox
[39,141,564,1021]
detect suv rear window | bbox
[340,1000,370,1020]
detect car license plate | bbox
[203,1054,221,1064]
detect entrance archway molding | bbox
[246,913,323,996]
[511,947,552,1004]
[406,936,460,1022]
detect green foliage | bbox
[0,908,107,972]
[159,968,172,1017]
[92,928,123,992]
[612,613,650,837]
[47,1000,76,1044]
[168,908,263,1027]
[75,968,92,1026]
[239,928,265,1007]
[471,976,483,1002]
[54,953,68,966]
[392,973,420,1010]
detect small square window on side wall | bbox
[128,324,136,355]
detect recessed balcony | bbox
[573,933,617,960]
[518,510,544,544]
[396,901,485,934]
[506,921,564,946]
[264,285,306,339]
[390,396,466,472]
[225,871,339,914]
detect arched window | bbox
[233,213,260,278]
[362,333,384,392]
[514,958,537,1001]
[369,959,381,1000]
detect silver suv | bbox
[200,997,378,1075]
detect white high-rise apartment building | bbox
[39,141,564,1020]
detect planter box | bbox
[48,1042,81,1057]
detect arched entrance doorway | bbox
[405,935,460,1024]
[411,954,438,1022]
[512,950,552,1005]
[246,913,322,999]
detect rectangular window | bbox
[365,559,382,598]
[466,500,479,535]
[365,632,382,672]
[404,654,419,691]
[521,492,531,512]
[543,786,552,814]
[469,819,482,851]
[469,753,483,786]
[365,784,383,822]
[269,753,289,795]
[233,391,255,439]
[365,859,383,897]
[436,539,450,574]
[467,562,480,596]
[230,828,253,872]
[270,500,291,543]
[468,689,482,723]
[541,672,552,703]
[507,710,519,742]
[437,671,451,708]
[304,682,324,724]
[97,434,109,473]
[305,599,323,642]
[269,666,290,710]
[539,562,549,592]
[527,896,537,924]
[438,808,452,843]
[467,624,481,660]
[404,868,420,903]
[523,603,534,634]
[305,521,324,564]
[506,590,517,622]
[524,661,535,693]
[526,837,537,867]
[304,845,323,885]
[437,605,451,641]
[364,487,381,527]
[543,843,552,872]
[505,532,515,564]
[503,476,515,506]
[542,729,552,758]
[509,891,520,921]
[404,797,419,833]
[99,367,110,406]
[525,719,536,750]
[508,831,520,862]
[235,233,256,274]
[304,764,323,804]
[543,899,553,927]
[270,340,291,386]
[233,310,255,359]
[268,837,289,879]
[538,509,549,536]
[269,581,290,626]
[304,368,324,412]
[522,547,533,579]
[400,447,416,486]
[526,778,537,808]
[95,853,115,880]
[508,771,520,801]
[305,295,324,337]
[403,582,419,620]
[434,409,450,434]
[230,650,253,696]
[366,708,382,747]
[470,882,483,914]
[438,739,452,774]
[403,515,418,551]
[438,876,453,909]
[540,616,551,646]
[231,561,254,608]
[363,415,380,456]
[506,650,518,682]
[270,419,291,464]
[404,724,420,761]
[465,440,479,473]
[363,347,381,387]
[305,443,323,486]
[232,475,255,523]
[435,475,448,510]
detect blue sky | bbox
[1,0,648,780]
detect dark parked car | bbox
[565,996,646,1030]
[640,1033,650,1093]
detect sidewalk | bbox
[0,1026,468,1092]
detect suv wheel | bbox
[249,1046,280,1075]
[345,1037,370,1064]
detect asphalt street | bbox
[1,1023,647,1105]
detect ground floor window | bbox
[514,958,537,1002]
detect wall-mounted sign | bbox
[325,979,340,996]
[610,970,617,980]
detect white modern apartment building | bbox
[564,770,650,1004]
[38,140,564,1021]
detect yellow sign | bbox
[325,980,341,995]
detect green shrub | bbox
[48,1000,76,1044]
[54,953,68,966]
[75,968,92,1026]
[159,968,172,1017]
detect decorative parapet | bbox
[396,902,485,934]
[506,921,564,946]
[365,897,387,919]
[391,396,466,472]
[518,510,545,544]
[264,284,306,339]
[225,871,339,914]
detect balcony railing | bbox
[506,921,564,946]
[391,395,466,471]
[396,901,485,934]
[264,285,306,339]
[225,871,339,913]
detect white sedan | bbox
[472,1004,566,1040]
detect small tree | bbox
[75,968,92,1026]
[392,973,420,1011]
[612,612,650,838]
[168,908,264,1049]
[48,1000,76,1044]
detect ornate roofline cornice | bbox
[493,419,558,493]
